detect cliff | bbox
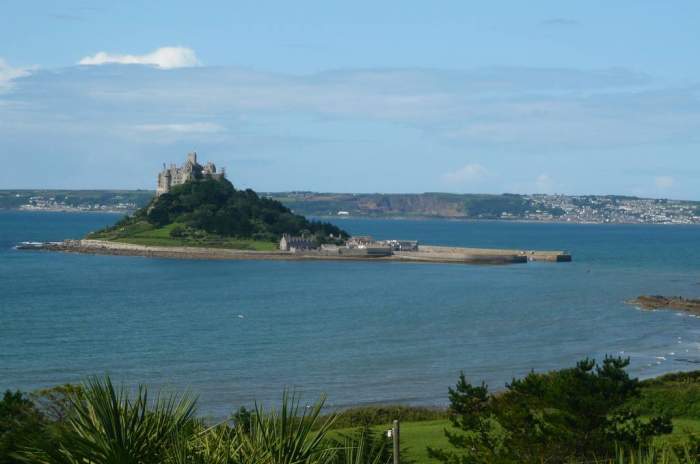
[268,192,565,219]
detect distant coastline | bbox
[316,215,700,225]
[3,190,699,225]
[7,208,700,227]
[11,207,132,214]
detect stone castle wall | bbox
[157,152,224,196]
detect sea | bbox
[1,211,699,418]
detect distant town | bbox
[0,190,150,213]
[2,189,699,225]
[516,194,700,225]
[268,192,700,225]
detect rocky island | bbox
[17,153,572,265]
[627,295,700,314]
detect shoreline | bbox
[18,239,572,265]
[4,209,700,226]
[321,215,700,225]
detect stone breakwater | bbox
[18,240,572,265]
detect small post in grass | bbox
[392,419,400,464]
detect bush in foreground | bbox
[428,356,674,464]
[11,377,389,464]
[5,360,700,463]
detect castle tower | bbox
[156,152,225,196]
[157,168,172,196]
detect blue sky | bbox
[1,1,699,198]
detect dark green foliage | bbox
[550,206,566,216]
[102,178,348,243]
[428,357,673,464]
[629,370,700,418]
[0,390,49,464]
[607,410,672,447]
[30,384,83,424]
[329,405,448,429]
[169,224,188,238]
[231,406,252,433]
[463,194,533,218]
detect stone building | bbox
[157,152,225,196]
[279,234,318,252]
[346,236,374,248]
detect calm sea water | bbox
[1,211,700,417]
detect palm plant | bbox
[18,377,390,464]
[20,375,197,464]
[331,427,392,464]
[167,422,242,464]
[235,391,338,464]
[592,445,700,464]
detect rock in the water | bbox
[627,295,700,314]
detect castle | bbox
[157,152,225,196]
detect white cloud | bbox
[52,65,678,152]
[134,122,224,134]
[654,175,675,189]
[0,58,30,91]
[535,173,554,193]
[79,46,199,69]
[442,163,488,184]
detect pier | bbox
[17,240,572,265]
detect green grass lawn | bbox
[657,418,700,447]
[93,222,278,251]
[399,418,700,462]
[397,419,452,463]
[331,419,452,464]
[112,236,277,251]
[331,417,700,463]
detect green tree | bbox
[0,390,49,464]
[102,177,349,244]
[428,357,672,464]
[30,384,83,424]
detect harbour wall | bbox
[16,239,574,265]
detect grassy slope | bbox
[334,370,700,462]
[331,419,451,464]
[91,222,278,251]
[397,419,452,463]
[341,418,700,463]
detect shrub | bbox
[330,405,447,429]
[0,390,49,464]
[428,357,673,464]
[169,224,188,238]
[629,371,700,419]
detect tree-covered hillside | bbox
[89,178,348,249]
